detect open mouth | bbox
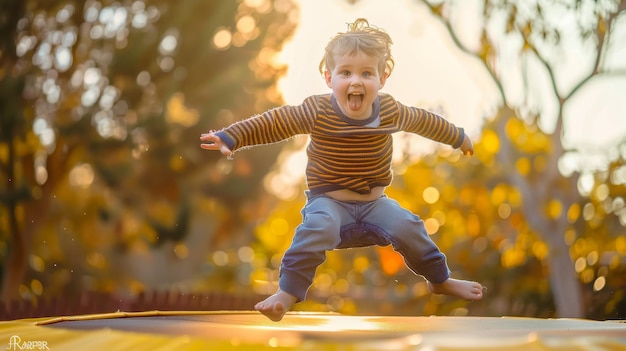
[348,93,363,111]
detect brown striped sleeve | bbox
[382,95,464,148]
[220,96,319,151]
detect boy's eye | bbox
[362,72,371,77]
[341,71,351,76]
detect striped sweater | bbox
[216,93,465,195]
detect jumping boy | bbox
[200,18,484,322]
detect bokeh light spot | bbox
[422,186,440,204]
[482,130,500,154]
[593,276,606,291]
[424,217,440,235]
[213,28,232,50]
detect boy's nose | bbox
[350,78,362,86]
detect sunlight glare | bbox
[282,150,307,179]
[264,148,306,199]
[295,316,380,332]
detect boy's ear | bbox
[324,70,332,88]
[379,72,388,88]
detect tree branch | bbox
[565,5,626,101]
[419,1,507,104]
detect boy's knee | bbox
[389,218,428,241]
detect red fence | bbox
[0,291,264,320]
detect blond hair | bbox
[319,18,395,77]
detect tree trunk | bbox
[1,118,27,301]
[0,0,27,302]
[1,237,28,301]
[546,239,583,318]
[494,107,583,318]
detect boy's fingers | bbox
[200,142,220,150]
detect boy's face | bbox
[324,51,387,120]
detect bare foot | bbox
[428,278,484,300]
[254,290,297,322]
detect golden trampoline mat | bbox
[1,311,625,350]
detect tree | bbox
[0,0,298,300]
[0,0,28,302]
[416,0,626,317]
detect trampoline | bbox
[0,310,623,350]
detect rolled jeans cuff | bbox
[279,267,312,302]
[420,257,451,284]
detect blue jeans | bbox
[279,192,451,301]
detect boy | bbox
[200,18,483,322]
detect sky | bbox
[275,0,626,173]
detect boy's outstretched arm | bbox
[200,132,232,157]
[459,134,474,156]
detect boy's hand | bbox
[200,132,232,157]
[459,134,474,156]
